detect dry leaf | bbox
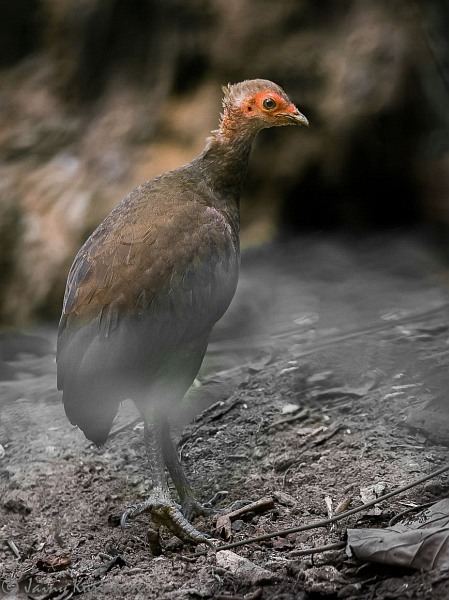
[346,498,449,570]
[36,555,72,572]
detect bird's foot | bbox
[181,496,216,521]
[121,493,213,550]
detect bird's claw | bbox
[120,501,151,529]
[121,495,213,547]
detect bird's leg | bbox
[121,420,211,547]
[159,418,214,520]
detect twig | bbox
[218,463,449,551]
[266,408,309,430]
[388,501,437,527]
[224,496,274,521]
[288,541,346,557]
[313,423,342,446]
[216,496,275,538]
[7,539,21,559]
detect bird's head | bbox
[220,79,309,134]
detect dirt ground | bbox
[2,234,449,600]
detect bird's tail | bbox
[62,376,119,446]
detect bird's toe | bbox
[121,494,213,548]
[181,497,215,521]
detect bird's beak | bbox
[281,104,309,127]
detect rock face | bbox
[0,0,447,324]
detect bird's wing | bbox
[57,183,239,392]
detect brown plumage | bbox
[57,79,308,545]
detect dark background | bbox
[1,0,449,325]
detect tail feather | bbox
[62,377,119,446]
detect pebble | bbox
[216,550,277,585]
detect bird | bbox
[57,79,308,547]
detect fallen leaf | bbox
[346,498,449,570]
[37,555,72,572]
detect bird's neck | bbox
[195,115,257,207]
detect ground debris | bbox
[3,495,32,514]
[303,565,348,596]
[272,491,297,507]
[216,550,277,585]
[266,408,309,430]
[346,498,449,571]
[36,555,72,572]
[214,588,262,600]
[360,481,388,516]
[4,286,449,599]
[215,496,275,539]
[92,554,127,577]
[6,539,21,559]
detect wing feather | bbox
[57,177,239,443]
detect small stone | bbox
[231,519,244,532]
[273,490,297,507]
[216,550,277,585]
[281,403,301,414]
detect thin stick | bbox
[221,496,275,521]
[218,463,449,551]
[388,501,436,527]
[288,541,345,557]
[216,496,275,539]
[7,539,21,559]
[265,408,309,430]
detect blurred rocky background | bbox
[0,0,448,325]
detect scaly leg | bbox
[121,420,211,548]
[159,417,214,520]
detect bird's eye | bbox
[263,97,277,110]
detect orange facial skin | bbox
[240,90,308,127]
[246,91,296,115]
